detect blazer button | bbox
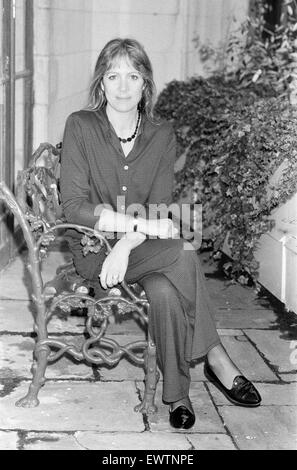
[122,186,127,191]
[124,165,129,170]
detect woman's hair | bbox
[87,38,157,120]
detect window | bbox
[0,0,33,268]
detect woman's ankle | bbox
[207,344,237,369]
[170,396,193,412]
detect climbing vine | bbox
[155,1,297,283]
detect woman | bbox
[60,38,261,430]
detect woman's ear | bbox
[100,81,105,91]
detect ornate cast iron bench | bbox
[0,143,159,414]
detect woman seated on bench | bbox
[60,37,261,430]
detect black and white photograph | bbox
[0,0,296,455]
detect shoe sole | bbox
[204,367,261,408]
[169,417,196,430]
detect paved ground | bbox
[0,249,296,451]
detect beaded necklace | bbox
[118,111,141,143]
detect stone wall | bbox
[91,0,187,97]
[33,0,249,145]
[33,0,93,146]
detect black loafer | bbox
[169,405,196,430]
[204,361,261,407]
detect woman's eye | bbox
[130,74,140,80]
[107,74,117,80]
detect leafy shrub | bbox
[155,77,297,282]
[155,0,297,284]
[194,0,297,100]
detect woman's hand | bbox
[99,241,130,289]
[99,233,146,289]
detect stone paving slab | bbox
[142,382,225,434]
[0,251,69,301]
[0,300,36,333]
[206,382,297,406]
[16,430,238,451]
[0,334,93,379]
[0,430,19,450]
[96,361,144,381]
[244,329,297,374]
[0,257,31,300]
[186,433,236,450]
[205,277,263,309]
[0,381,143,432]
[259,383,297,404]
[214,308,277,329]
[218,405,297,450]
[279,373,297,383]
[75,431,193,450]
[48,315,91,334]
[103,317,145,336]
[218,329,244,336]
[23,432,83,450]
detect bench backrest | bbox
[16,143,64,228]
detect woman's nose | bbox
[119,77,128,92]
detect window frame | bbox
[0,0,34,268]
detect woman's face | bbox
[102,56,144,114]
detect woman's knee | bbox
[141,273,177,304]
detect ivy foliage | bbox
[155,1,297,283]
[194,0,297,98]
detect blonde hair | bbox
[87,38,157,121]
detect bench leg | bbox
[15,343,50,408]
[134,336,159,415]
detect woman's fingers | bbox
[100,246,129,289]
[111,273,120,287]
[99,260,109,289]
[100,266,122,288]
[100,269,107,289]
[106,271,117,288]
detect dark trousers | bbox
[74,238,221,404]
[140,273,191,402]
